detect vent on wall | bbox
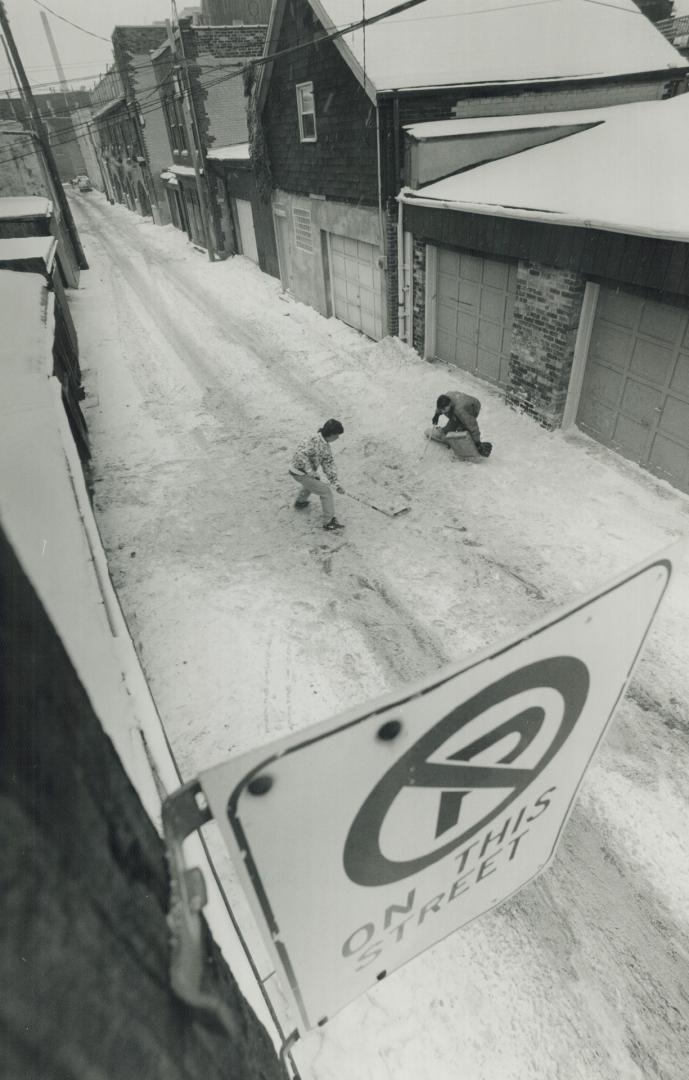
[293,207,313,253]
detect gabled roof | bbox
[260,0,688,104]
[401,93,689,243]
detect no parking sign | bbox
[200,549,676,1032]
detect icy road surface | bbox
[69,193,689,1080]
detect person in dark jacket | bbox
[426,392,492,459]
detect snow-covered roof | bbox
[0,269,51,376]
[401,94,689,243]
[169,164,200,177]
[0,235,57,271]
[90,95,125,122]
[206,143,250,161]
[0,196,52,220]
[404,105,621,141]
[309,0,687,94]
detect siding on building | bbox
[262,0,379,204]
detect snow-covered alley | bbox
[69,191,689,1080]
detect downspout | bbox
[397,193,406,341]
[375,101,384,269]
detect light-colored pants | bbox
[424,427,481,461]
[289,471,335,521]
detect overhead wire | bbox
[0,0,435,167]
[28,0,111,43]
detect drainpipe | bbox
[397,194,407,341]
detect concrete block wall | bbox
[506,262,586,428]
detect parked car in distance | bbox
[77,176,92,192]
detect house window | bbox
[293,207,313,253]
[296,81,317,142]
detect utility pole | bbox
[167,15,215,261]
[0,1,88,269]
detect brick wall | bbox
[112,27,170,222]
[385,202,398,337]
[183,26,266,149]
[201,0,272,24]
[506,262,586,428]
[412,238,426,356]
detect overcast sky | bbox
[0,1,172,94]
[1,0,688,95]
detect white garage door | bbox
[577,286,689,493]
[328,234,382,340]
[433,248,517,387]
[235,198,259,263]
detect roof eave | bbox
[399,189,689,245]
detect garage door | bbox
[235,198,258,263]
[577,286,689,493]
[329,234,382,340]
[434,248,517,387]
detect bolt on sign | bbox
[199,549,677,1032]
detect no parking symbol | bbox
[200,550,675,1032]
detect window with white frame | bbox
[296,81,317,142]
[293,207,313,253]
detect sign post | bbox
[199,549,675,1033]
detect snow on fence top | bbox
[0,196,52,220]
[0,269,51,377]
[206,143,251,162]
[403,93,689,243]
[0,236,57,270]
[314,0,687,92]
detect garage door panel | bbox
[458,280,479,307]
[432,247,515,387]
[589,323,632,372]
[481,257,511,289]
[357,264,374,289]
[460,253,483,282]
[578,396,617,440]
[477,348,501,383]
[456,312,478,344]
[669,353,689,397]
[639,302,684,344]
[478,319,503,352]
[629,338,673,384]
[596,288,641,329]
[438,273,459,303]
[659,395,689,442]
[581,361,624,409]
[437,302,459,334]
[619,379,661,423]
[329,232,382,339]
[437,330,459,362]
[648,433,689,486]
[438,248,459,275]
[479,286,508,322]
[613,414,649,458]
[578,285,689,493]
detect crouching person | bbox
[425,392,492,460]
[290,419,345,530]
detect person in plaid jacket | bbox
[290,419,345,530]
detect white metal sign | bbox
[200,550,675,1032]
